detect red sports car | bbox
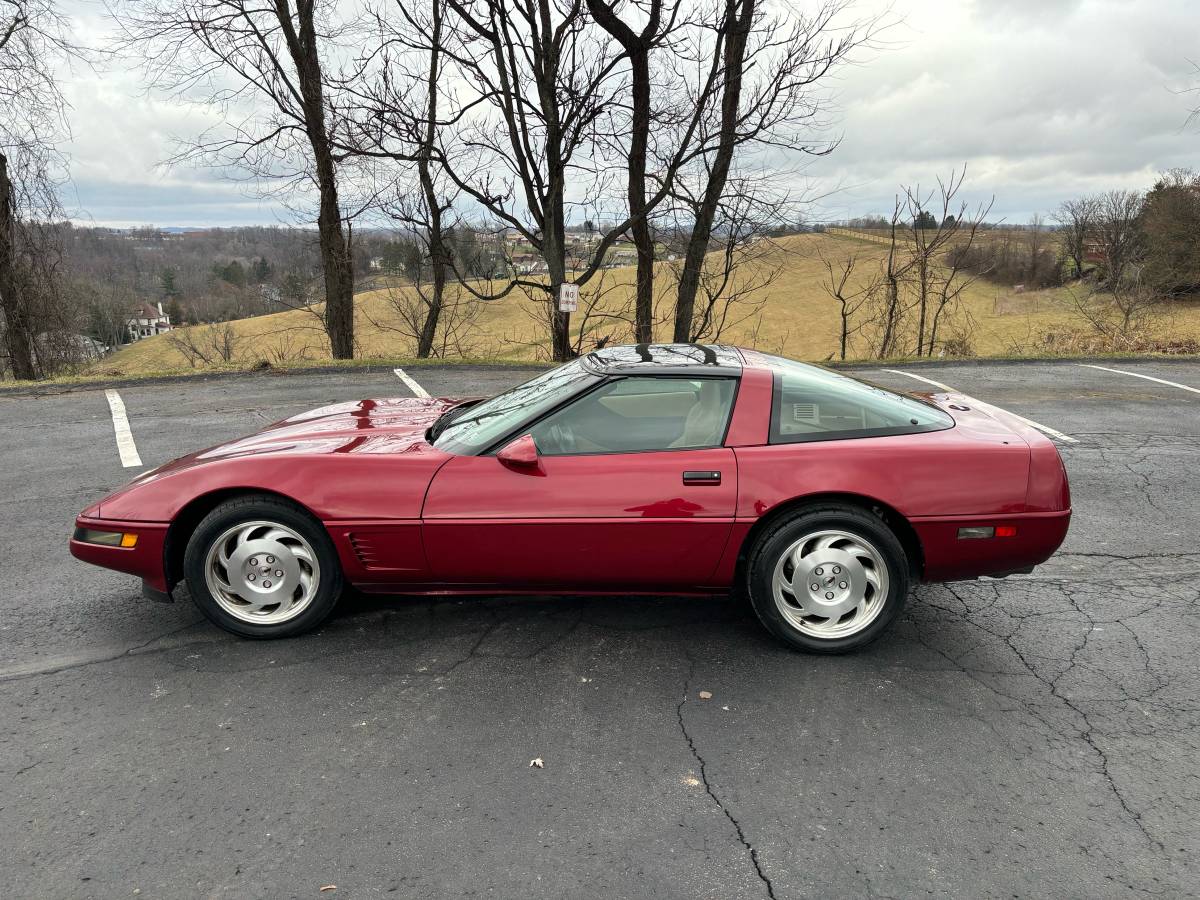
[71,345,1070,653]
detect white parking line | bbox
[882,369,1079,444]
[393,367,430,398]
[881,368,952,392]
[1076,363,1200,396]
[104,390,143,468]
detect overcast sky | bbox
[57,0,1199,228]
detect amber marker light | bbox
[73,527,139,548]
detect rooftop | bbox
[582,343,743,376]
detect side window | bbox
[770,364,953,443]
[530,377,736,455]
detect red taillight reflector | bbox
[995,526,1018,538]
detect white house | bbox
[126,302,173,342]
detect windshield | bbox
[432,360,601,455]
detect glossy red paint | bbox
[422,447,737,586]
[96,397,456,522]
[70,516,170,591]
[911,511,1071,580]
[496,433,541,470]
[70,348,1072,599]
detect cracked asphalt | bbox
[1,359,1198,898]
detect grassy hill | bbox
[92,233,1200,377]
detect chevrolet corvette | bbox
[71,344,1071,653]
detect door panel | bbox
[421,448,737,587]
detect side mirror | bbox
[496,433,541,471]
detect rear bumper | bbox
[69,515,170,592]
[913,509,1071,582]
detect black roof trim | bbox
[581,343,743,377]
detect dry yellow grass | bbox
[92,233,1200,376]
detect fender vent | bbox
[345,528,424,573]
[348,532,383,569]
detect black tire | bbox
[183,495,344,639]
[745,504,909,654]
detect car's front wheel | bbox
[183,495,343,638]
[746,504,909,654]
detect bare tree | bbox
[869,198,909,359]
[409,0,450,358]
[0,152,32,378]
[671,0,873,342]
[926,214,987,355]
[412,0,620,360]
[167,321,242,367]
[515,265,635,360]
[841,169,989,360]
[586,0,674,342]
[1091,189,1145,287]
[664,172,783,343]
[366,235,487,360]
[79,272,139,351]
[1053,196,1097,280]
[1068,271,1162,347]
[341,0,467,359]
[1,0,75,379]
[115,0,360,358]
[818,248,869,360]
[900,169,991,356]
[1065,188,1157,344]
[429,0,725,360]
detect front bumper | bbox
[69,515,170,592]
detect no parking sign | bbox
[558,282,579,312]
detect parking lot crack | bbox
[932,584,1165,852]
[676,656,778,900]
[11,760,41,779]
[0,618,206,683]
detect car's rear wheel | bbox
[183,495,343,638]
[746,504,909,654]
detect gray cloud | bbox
[810,0,1199,221]
[54,0,1200,226]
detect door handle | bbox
[682,470,722,486]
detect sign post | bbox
[558,282,579,313]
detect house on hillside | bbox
[1083,237,1107,264]
[511,253,546,275]
[126,302,173,342]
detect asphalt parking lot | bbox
[2,357,1198,898]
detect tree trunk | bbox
[545,229,571,362]
[416,162,447,359]
[535,0,571,363]
[0,154,37,381]
[627,48,654,344]
[282,0,354,359]
[415,0,446,359]
[314,157,354,359]
[587,0,658,344]
[673,0,754,343]
[915,254,928,356]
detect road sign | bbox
[558,282,579,312]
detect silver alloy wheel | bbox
[771,529,890,639]
[203,519,320,625]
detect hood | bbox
[83,396,469,522]
[202,395,464,459]
[128,396,465,486]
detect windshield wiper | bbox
[427,399,483,443]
